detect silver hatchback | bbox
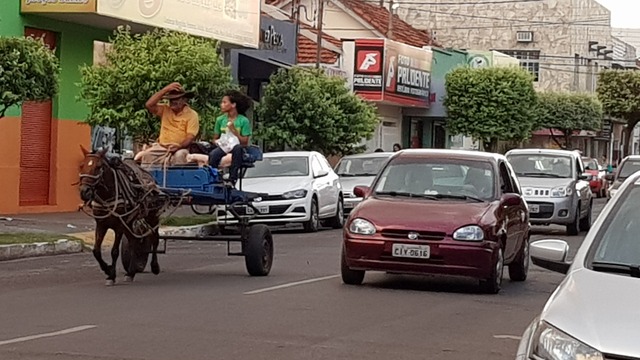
[516,170,640,359]
[506,149,593,236]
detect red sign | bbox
[356,50,382,73]
[352,39,385,102]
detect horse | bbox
[78,145,168,286]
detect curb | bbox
[0,239,84,261]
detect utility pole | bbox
[315,0,324,69]
[292,0,301,67]
[387,0,394,39]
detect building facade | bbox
[1,0,262,214]
[396,0,614,93]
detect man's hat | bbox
[163,89,195,100]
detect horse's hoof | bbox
[151,264,160,275]
[105,279,115,286]
[124,276,133,282]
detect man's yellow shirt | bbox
[157,104,200,146]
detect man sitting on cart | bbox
[208,90,253,185]
[135,82,200,166]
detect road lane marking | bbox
[244,275,340,295]
[0,325,97,346]
[493,335,522,340]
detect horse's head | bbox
[79,145,109,203]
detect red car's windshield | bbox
[373,158,495,201]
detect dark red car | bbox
[341,149,530,294]
[582,157,608,198]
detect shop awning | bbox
[237,52,292,81]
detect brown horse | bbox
[78,145,168,285]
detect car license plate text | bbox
[246,205,269,214]
[529,204,539,213]
[392,244,430,259]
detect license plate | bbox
[345,202,354,209]
[529,204,539,213]
[392,244,430,259]
[246,205,269,214]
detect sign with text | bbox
[21,0,96,13]
[96,0,261,48]
[350,39,432,107]
[383,40,432,107]
[352,39,385,101]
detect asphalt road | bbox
[0,199,606,360]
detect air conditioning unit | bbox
[516,31,534,43]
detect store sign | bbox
[21,0,97,13]
[96,0,261,48]
[351,39,432,107]
[383,40,432,106]
[352,39,385,101]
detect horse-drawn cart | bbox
[146,145,274,277]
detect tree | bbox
[444,66,537,152]
[596,69,640,157]
[0,36,59,119]
[255,67,378,156]
[534,91,603,149]
[78,26,234,144]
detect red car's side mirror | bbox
[353,186,370,198]
[501,193,521,207]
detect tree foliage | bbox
[255,67,379,156]
[535,91,602,149]
[0,36,59,119]
[78,27,234,143]
[444,66,537,152]
[596,69,640,156]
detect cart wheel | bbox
[244,224,274,276]
[121,235,148,273]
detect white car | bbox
[334,152,393,215]
[218,151,344,232]
[516,170,640,359]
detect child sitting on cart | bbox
[187,90,253,185]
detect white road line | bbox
[493,335,522,340]
[244,275,340,295]
[0,325,97,346]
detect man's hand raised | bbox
[164,82,183,93]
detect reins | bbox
[80,156,187,239]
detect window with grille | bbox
[494,50,540,82]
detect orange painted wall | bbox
[0,117,90,215]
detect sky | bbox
[595,0,640,28]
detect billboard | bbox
[21,0,96,13]
[96,0,261,48]
[351,39,432,107]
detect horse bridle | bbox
[79,155,106,190]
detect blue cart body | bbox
[148,145,265,205]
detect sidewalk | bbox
[1,206,212,249]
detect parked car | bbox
[582,157,608,198]
[334,152,393,215]
[606,155,640,200]
[218,151,344,232]
[516,169,640,360]
[505,148,593,236]
[341,149,530,294]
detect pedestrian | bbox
[374,148,384,152]
[393,143,402,152]
[208,90,253,185]
[136,82,199,166]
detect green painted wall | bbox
[0,1,110,120]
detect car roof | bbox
[263,151,315,157]
[392,149,505,162]
[505,148,580,157]
[621,155,640,162]
[339,152,394,159]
